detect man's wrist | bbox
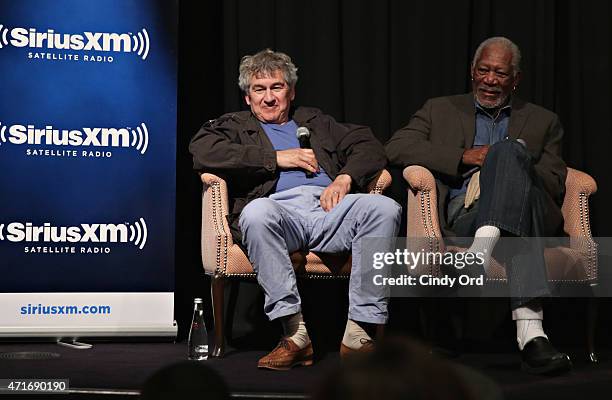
[335,174,352,184]
[461,149,470,165]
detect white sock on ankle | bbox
[467,225,501,273]
[513,305,547,351]
[342,319,372,350]
[281,312,310,349]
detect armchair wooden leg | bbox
[210,274,226,358]
[587,297,598,363]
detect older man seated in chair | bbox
[386,37,572,375]
[189,49,401,370]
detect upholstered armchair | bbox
[200,170,392,357]
[403,165,599,361]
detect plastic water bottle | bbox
[188,298,208,360]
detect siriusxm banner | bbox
[0,0,177,337]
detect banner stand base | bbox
[0,323,178,341]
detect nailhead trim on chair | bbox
[578,192,597,282]
[539,192,597,284]
[225,272,257,277]
[419,192,431,239]
[302,274,350,279]
[211,182,258,278]
[220,273,347,278]
[419,190,442,277]
[210,182,230,276]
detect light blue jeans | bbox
[239,186,401,324]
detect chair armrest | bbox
[403,165,437,192]
[562,168,597,239]
[200,172,233,275]
[367,169,392,194]
[201,172,225,187]
[402,165,445,258]
[560,168,598,282]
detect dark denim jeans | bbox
[447,139,562,309]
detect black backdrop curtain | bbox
[176,0,612,339]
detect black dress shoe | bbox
[521,337,572,375]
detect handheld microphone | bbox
[296,127,314,178]
[296,126,311,148]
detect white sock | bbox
[467,225,501,273]
[342,319,372,350]
[513,305,547,350]
[280,312,310,349]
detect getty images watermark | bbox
[357,236,610,299]
[356,237,492,301]
[371,247,487,288]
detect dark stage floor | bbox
[0,342,610,399]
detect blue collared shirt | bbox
[449,101,512,199]
[473,102,511,146]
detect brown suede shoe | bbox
[257,338,314,371]
[340,338,375,360]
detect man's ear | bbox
[513,71,522,89]
[245,93,251,106]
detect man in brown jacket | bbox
[190,49,401,370]
[386,37,571,375]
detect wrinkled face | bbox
[245,69,295,124]
[471,44,520,109]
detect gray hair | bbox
[238,49,298,93]
[472,37,522,75]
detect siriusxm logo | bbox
[0,24,150,60]
[0,122,149,154]
[0,218,148,250]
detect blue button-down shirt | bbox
[449,101,512,199]
[473,102,511,146]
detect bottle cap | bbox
[194,298,203,304]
